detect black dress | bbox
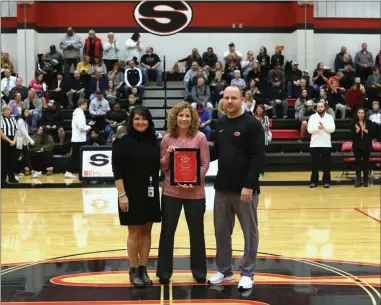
[112,132,161,225]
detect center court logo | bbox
[133,1,193,36]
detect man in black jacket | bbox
[208,86,265,291]
[124,59,144,98]
[268,77,288,119]
[66,70,86,108]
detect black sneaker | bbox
[309,183,317,188]
[324,184,330,188]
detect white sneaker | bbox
[32,171,42,178]
[208,272,234,284]
[238,276,253,290]
[64,172,78,179]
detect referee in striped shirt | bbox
[1,105,19,184]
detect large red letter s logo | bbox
[134,1,193,36]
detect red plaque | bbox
[170,148,201,186]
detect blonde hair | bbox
[167,102,200,138]
[244,90,253,102]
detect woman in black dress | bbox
[112,105,161,286]
[352,108,374,187]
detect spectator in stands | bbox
[376,50,381,66]
[124,59,144,98]
[140,47,163,86]
[1,104,19,184]
[67,71,86,108]
[84,30,103,64]
[36,54,54,88]
[249,80,266,106]
[104,103,128,137]
[247,62,261,87]
[103,32,119,72]
[128,87,142,109]
[315,88,335,117]
[28,73,46,99]
[335,46,352,72]
[157,102,209,285]
[89,90,110,130]
[1,53,14,74]
[65,99,92,179]
[105,80,118,105]
[268,77,288,119]
[41,100,65,145]
[303,69,311,86]
[355,43,374,81]
[184,62,200,99]
[210,71,227,108]
[268,66,285,91]
[327,80,346,119]
[46,45,64,74]
[23,89,44,131]
[254,104,271,178]
[217,97,226,118]
[224,43,242,62]
[286,61,302,97]
[59,27,83,77]
[230,70,246,92]
[298,78,312,98]
[327,72,344,90]
[224,54,242,82]
[108,63,125,97]
[76,56,92,76]
[90,68,108,100]
[190,67,208,90]
[87,128,106,146]
[241,51,256,84]
[243,90,255,115]
[125,32,143,62]
[8,77,28,101]
[30,126,54,175]
[16,108,41,178]
[257,46,271,82]
[271,46,284,69]
[340,61,356,89]
[178,48,203,71]
[202,47,218,70]
[49,73,68,108]
[91,57,107,77]
[196,103,212,141]
[191,77,213,112]
[208,61,225,84]
[312,62,329,95]
[352,108,373,187]
[365,65,381,102]
[295,89,308,119]
[307,100,335,188]
[347,77,365,115]
[297,100,316,143]
[8,92,23,117]
[1,69,17,103]
[367,101,381,140]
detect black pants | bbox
[310,147,331,184]
[104,59,118,72]
[1,137,17,182]
[30,151,53,171]
[354,149,370,180]
[63,58,79,77]
[70,141,86,173]
[157,195,206,280]
[16,146,33,172]
[92,115,106,130]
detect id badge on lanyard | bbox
[148,176,154,198]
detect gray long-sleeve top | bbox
[354,51,374,67]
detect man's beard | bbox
[317,109,324,115]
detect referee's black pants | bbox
[1,137,17,183]
[69,141,86,173]
[310,147,331,185]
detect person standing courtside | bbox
[1,105,19,184]
[64,100,92,179]
[208,86,265,290]
[307,100,336,188]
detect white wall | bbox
[1,33,18,71]
[314,1,381,18]
[314,34,381,70]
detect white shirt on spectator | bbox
[125,39,143,62]
[103,40,120,60]
[1,76,17,94]
[223,50,242,59]
[307,112,336,148]
[71,107,91,143]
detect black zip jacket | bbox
[210,113,265,194]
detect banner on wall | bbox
[80,146,113,181]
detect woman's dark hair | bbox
[127,106,156,143]
[131,32,140,42]
[299,88,308,101]
[259,46,267,55]
[316,62,324,70]
[353,107,367,126]
[255,104,266,118]
[19,107,29,120]
[39,127,49,144]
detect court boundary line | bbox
[354,208,381,223]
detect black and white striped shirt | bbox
[0,115,18,137]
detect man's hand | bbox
[241,187,253,203]
[200,123,205,128]
[318,122,324,130]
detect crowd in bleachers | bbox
[1,27,381,183]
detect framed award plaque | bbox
[170,148,201,186]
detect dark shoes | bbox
[138,265,153,286]
[309,183,317,188]
[195,277,206,284]
[129,267,144,286]
[309,183,330,188]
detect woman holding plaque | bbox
[156,102,210,285]
[112,105,161,287]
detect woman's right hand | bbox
[167,146,177,159]
[355,124,360,133]
[119,195,129,212]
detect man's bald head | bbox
[223,86,244,118]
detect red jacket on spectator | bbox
[327,76,341,89]
[84,36,102,59]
